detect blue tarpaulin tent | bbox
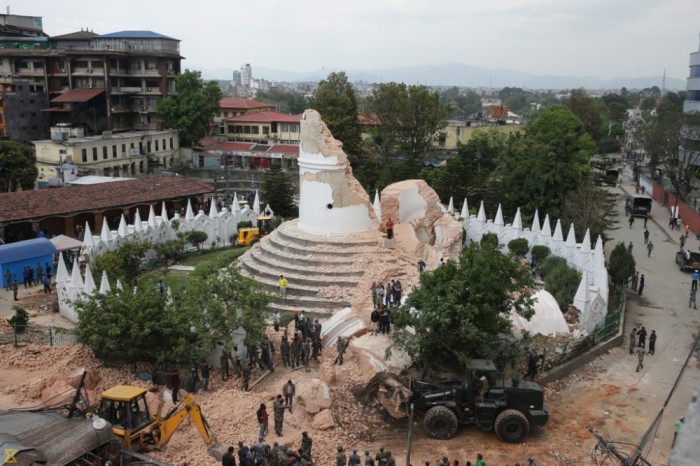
[0,238,57,288]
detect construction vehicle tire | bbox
[424,405,458,440]
[494,409,529,442]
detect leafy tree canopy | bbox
[560,178,618,243]
[540,256,581,312]
[262,166,297,217]
[91,239,151,285]
[389,242,535,373]
[608,242,636,286]
[0,141,37,192]
[158,69,223,147]
[309,72,362,157]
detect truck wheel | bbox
[494,409,530,443]
[424,406,458,440]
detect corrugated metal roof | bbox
[0,238,57,265]
[0,411,113,466]
[97,30,178,40]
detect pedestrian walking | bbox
[628,241,633,253]
[644,216,648,228]
[638,274,645,296]
[673,417,685,447]
[692,270,699,291]
[629,215,634,228]
[278,275,288,298]
[637,326,647,349]
[647,241,654,257]
[643,228,649,244]
[690,289,697,309]
[335,336,347,365]
[273,310,280,332]
[385,218,394,240]
[283,380,295,410]
[636,347,645,372]
[632,271,639,291]
[256,403,268,438]
[648,330,657,355]
[680,234,686,249]
[629,327,637,354]
[42,274,51,294]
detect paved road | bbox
[588,167,700,464]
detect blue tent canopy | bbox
[0,238,57,265]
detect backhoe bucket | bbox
[208,443,228,460]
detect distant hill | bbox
[198,62,685,91]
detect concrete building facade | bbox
[680,34,700,168]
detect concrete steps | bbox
[239,220,386,315]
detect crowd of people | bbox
[368,279,404,335]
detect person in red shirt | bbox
[386,218,394,240]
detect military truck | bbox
[373,359,548,442]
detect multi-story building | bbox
[33,126,179,185]
[212,98,274,135]
[684,35,700,114]
[681,35,700,167]
[241,63,252,87]
[223,111,301,145]
[0,12,182,141]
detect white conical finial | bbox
[253,190,261,216]
[574,270,589,305]
[460,199,468,219]
[148,205,157,227]
[161,202,169,223]
[69,259,83,288]
[541,214,552,236]
[116,279,123,291]
[83,222,94,247]
[565,223,577,246]
[531,210,540,232]
[99,270,111,294]
[581,228,592,253]
[100,217,112,242]
[232,192,241,212]
[553,219,563,241]
[512,208,522,230]
[118,214,128,238]
[56,253,69,283]
[134,209,143,232]
[494,204,504,226]
[209,198,219,218]
[477,201,486,221]
[83,264,96,294]
[448,196,454,213]
[372,190,381,220]
[185,199,195,221]
[594,235,604,259]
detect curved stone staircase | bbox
[239,219,397,316]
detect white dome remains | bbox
[510,289,570,337]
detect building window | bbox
[103,146,108,160]
[92,147,98,161]
[224,112,228,117]
[155,140,159,151]
[170,137,173,149]
[112,145,117,158]
[122,143,126,155]
[147,141,151,153]
[251,126,259,134]
[82,148,87,163]
[244,125,251,133]
[139,142,143,154]
[263,126,270,135]
[163,139,166,150]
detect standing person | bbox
[222,446,237,466]
[636,347,645,372]
[336,446,347,466]
[170,370,180,404]
[686,223,691,238]
[377,283,385,308]
[335,336,347,365]
[370,282,378,308]
[690,288,697,309]
[628,241,634,253]
[692,270,699,291]
[525,348,539,381]
[22,267,29,289]
[12,279,18,301]
[629,215,634,228]
[273,310,281,332]
[189,362,199,392]
[35,262,43,284]
[42,274,51,294]
[370,307,379,335]
[242,364,251,392]
[290,335,301,368]
[27,266,34,287]
[280,335,291,368]
[44,262,52,282]
[220,349,230,381]
[256,403,268,438]
[278,275,288,298]
[646,241,654,257]
[300,432,313,459]
[157,279,165,296]
[349,448,361,466]
[200,361,210,391]
[643,228,649,244]
[629,328,637,354]
[364,451,375,466]
[648,330,657,355]
[673,417,685,447]
[680,234,686,249]
[301,338,311,371]
[632,271,639,291]
[638,274,645,296]
[3,270,10,291]
[385,218,394,240]
[283,380,295,410]
[637,326,648,349]
[475,454,486,466]
[273,394,289,436]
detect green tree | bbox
[186,230,208,250]
[565,88,603,147]
[262,166,297,217]
[540,256,581,312]
[560,179,618,242]
[309,72,362,157]
[0,141,37,192]
[495,106,595,218]
[157,69,223,147]
[369,83,450,164]
[154,238,186,264]
[508,238,529,257]
[608,242,636,286]
[389,242,535,373]
[91,239,151,285]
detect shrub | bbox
[531,245,551,263]
[8,306,29,333]
[480,232,499,250]
[508,238,529,257]
[540,257,582,312]
[186,230,208,250]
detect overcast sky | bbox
[17,0,700,80]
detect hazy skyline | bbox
[17,0,700,81]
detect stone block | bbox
[312,408,336,430]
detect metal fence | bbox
[0,324,78,347]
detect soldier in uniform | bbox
[335,336,347,365]
[291,335,301,368]
[220,349,230,381]
[337,445,347,466]
[281,334,291,368]
[364,450,375,466]
[273,394,290,436]
[385,451,396,466]
[300,431,313,458]
[349,447,361,466]
[269,442,280,466]
[375,446,386,463]
[311,337,322,363]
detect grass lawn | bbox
[139,269,191,295]
[178,246,249,267]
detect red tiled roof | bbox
[0,176,213,224]
[270,145,300,155]
[225,112,301,123]
[50,88,105,103]
[358,112,380,126]
[219,98,274,110]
